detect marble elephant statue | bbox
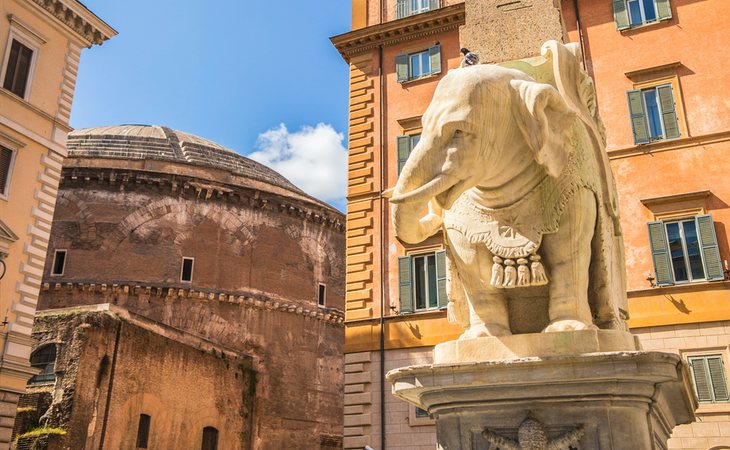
[390,41,628,338]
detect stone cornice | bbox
[41,281,346,326]
[60,166,345,232]
[25,0,117,47]
[330,4,465,62]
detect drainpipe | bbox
[377,41,387,450]
[572,0,588,70]
[98,319,121,450]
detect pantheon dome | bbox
[24,125,345,449]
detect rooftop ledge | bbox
[330,3,465,62]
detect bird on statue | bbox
[460,47,480,67]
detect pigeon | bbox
[460,48,480,67]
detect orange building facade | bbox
[333,0,730,448]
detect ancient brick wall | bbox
[36,157,346,449]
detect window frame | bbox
[396,133,421,175]
[411,252,439,311]
[51,249,67,276]
[318,283,326,307]
[1,26,41,101]
[136,413,151,449]
[662,218,706,284]
[398,249,448,314]
[409,405,435,426]
[0,144,18,200]
[396,45,441,84]
[627,83,680,144]
[180,256,194,283]
[613,0,672,30]
[28,344,56,385]
[681,348,730,411]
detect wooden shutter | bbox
[627,90,650,144]
[396,0,409,19]
[396,54,409,83]
[655,0,672,20]
[647,221,673,286]
[435,250,448,308]
[0,146,13,195]
[707,356,730,402]
[398,256,414,313]
[689,357,714,403]
[612,0,631,30]
[695,214,724,281]
[397,136,410,174]
[656,85,680,139]
[429,0,440,11]
[429,45,441,75]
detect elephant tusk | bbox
[390,174,459,205]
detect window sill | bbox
[696,402,730,415]
[627,279,730,297]
[399,73,441,86]
[619,18,671,34]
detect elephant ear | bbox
[510,79,577,178]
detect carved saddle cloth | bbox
[443,151,597,288]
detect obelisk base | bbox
[387,352,696,449]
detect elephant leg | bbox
[445,228,511,337]
[541,189,597,332]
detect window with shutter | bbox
[614,0,671,29]
[435,250,448,308]
[647,215,724,286]
[396,47,441,83]
[688,355,730,404]
[3,39,34,98]
[397,134,420,175]
[0,146,13,196]
[399,251,446,313]
[626,84,680,144]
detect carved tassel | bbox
[517,258,530,286]
[530,254,548,286]
[490,256,504,288]
[503,259,517,288]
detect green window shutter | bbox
[396,54,409,83]
[656,85,680,139]
[647,221,674,286]
[429,45,441,76]
[655,0,672,20]
[435,250,448,308]
[612,0,631,30]
[695,214,724,281]
[689,357,714,402]
[429,0,440,11]
[398,256,414,313]
[708,356,730,402]
[396,0,409,19]
[627,90,650,144]
[397,136,411,175]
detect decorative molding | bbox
[26,0,117,47]
[40,281,346,326]
[624,61,681,79]
[59,166,345,232]
[330,4,465,61]
[607,130,730,160]
[7,14,48,44]
[640,190,711,208]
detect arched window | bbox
[201,426,218,450]
[28,345,56,384]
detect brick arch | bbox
[55,191,97,242]
[101,197,252,251]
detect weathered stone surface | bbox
[460,0,566,63]
[388,352,697,449]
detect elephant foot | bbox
[543,319,597,333]
[460,323,511,339]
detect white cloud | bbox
[248,123,347,208]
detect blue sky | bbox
[73,0,351,210]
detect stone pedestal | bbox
[387,350,697,449]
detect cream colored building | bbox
[0,0,114,444]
